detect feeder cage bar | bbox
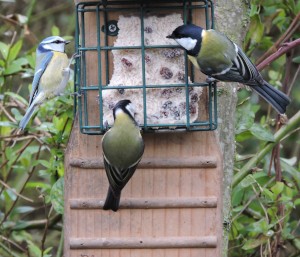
[75,0,217,135]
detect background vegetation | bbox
[0,0,299,257]
[0,1,75,256]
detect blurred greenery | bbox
[0,1,74,256]
[0,0,299,257]
[229,0,300,256]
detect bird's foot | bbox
[206,77,217,83]
[57,91,82,97]
[69,91,82,97]
[68,52,81,67]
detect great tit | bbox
[102,99,144,212]
[19,36,74,130]
[167,24,290,114]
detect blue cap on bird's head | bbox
[38,36,70,53]
[167,24,203,56]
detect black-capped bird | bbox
[167,24,290,114]
[102,99,144,212]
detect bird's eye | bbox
[54,40,61,44]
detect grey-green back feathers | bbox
[167,24,290,114]
[102,100,144,211]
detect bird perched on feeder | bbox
[167,24,290,114]
[102,99,144,212]
[19,36,76,130]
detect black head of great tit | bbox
[167,24,291,114]
[102,99,144,212]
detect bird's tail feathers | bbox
[251,81,290,114]
[103,187,121,212]
[19,104,37,130]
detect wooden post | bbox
[65,1,224,256]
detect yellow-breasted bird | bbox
[102,99,144,212]
[19,36,76,130]
[167,24,290,114]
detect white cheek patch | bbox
[42,44,52,50]
[126,103,136,117]
[115,108,124,117]
[175,37,197,51]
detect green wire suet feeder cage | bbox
[75,0,217,135]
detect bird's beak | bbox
[166,34,174,39]
[65,40,71,45]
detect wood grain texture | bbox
[70,156,217,169]
[70,197,218,209]
[65,1,223,256]
[70,236,217,249]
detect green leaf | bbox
[0,121,17,127]
[26,52,36,68]
[248,14,264,44]
[4,58,28,75]
[292,56,300,64]
[52,25,60,36]
[14,206,35,214]
[294,238,300,250]
[37,159,52,169]
[249,123,275,142]
[5,91,28,105]
[232,188,245,206]
[8,40,23,63]
[0,76,4,87]
[28,241,42,257]
[240,174,256,188]
[268,70,280,81]
[50,177,64,214]
[294,198,300,206]
[249,4,260,17]
[0,41,9,59]
[262,188,274,200]
[242,236,268,250]
[271,181,284,197]
[235,104,255,134]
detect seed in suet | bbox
[121,58,133,69]
[144,27,153,33]
[160,67,173,79]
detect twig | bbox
[0,179,33,202]
[0,14,22,27]
[233,110,300,187]
[0,144,41,227]
[288,65,300,96]
[256,39,300,71]
[41,204,53,257]
[9,214,62,231]
[0,138,34,194]
[0,103,16,122]
[56,226,64,257]
[0,235,27,253]
[231,177,275,222]
[256,12,300,64]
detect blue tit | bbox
[102,100,144,212]
[19,36,72,130]
[167,24,290,114]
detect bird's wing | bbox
[103,153,143,192]
[29,51,53,105]
[213,45,262,85]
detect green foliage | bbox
[0,1,74,256]
[230,1,300,256]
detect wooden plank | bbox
[66,1,223,256]
[69,156,217,169]
[70,236,217,249]
[70,197,218,209]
